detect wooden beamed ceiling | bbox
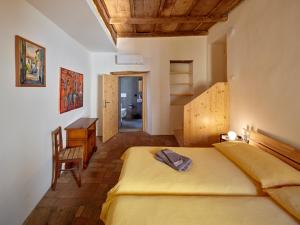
[93,0,243,43]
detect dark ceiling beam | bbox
[109,16,227,25]
[93,0,117,44]
[117,30,208,38]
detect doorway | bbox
[99,72,147,143]
[119,77,143,132]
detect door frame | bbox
[112,72,148,132]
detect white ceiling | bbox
[27,0,116,52]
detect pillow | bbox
[213,142,300,188]
[266,186,300,220]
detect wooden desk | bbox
[65,118,98,169]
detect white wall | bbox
[90,37,207,135]
[208,0,300,148]
[0,0,92,224]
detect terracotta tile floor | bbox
[24,132,178,225]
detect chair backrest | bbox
[52,127,63,161]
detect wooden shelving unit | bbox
[169,60,194,106]
[169,60,194,135]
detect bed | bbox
[101,131,300,224]
[101,146,260,220]
[105,195,299,225]
[109,146,260,195]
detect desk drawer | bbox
[67,129,86,139]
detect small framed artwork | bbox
[15,35,46,87]
[59,68,83,114]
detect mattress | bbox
[105,195,298,225]
[101,146,260,221]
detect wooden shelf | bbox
[170,60,193,64]
[170,72,192,75]
[170,93,193,96]
[170,82,192,86]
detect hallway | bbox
[24,132,178,225]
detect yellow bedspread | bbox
[106,196,298,225]
[101,146,260,221]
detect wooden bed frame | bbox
[249,131,300,170]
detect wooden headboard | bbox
[249,131,300,170]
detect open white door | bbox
[102,75,118,143]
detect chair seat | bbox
[59,146,83,161]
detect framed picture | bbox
[59,68,83,114]
[15,35,46,87]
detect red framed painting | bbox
[59,68,83,114]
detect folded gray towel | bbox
[162,149,183,167]
[155,149,192,171]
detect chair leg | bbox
[70,163,81,188]
[57,162,61,178]
[51,160,55,190]
[77,161,81,187]
[52,162,60,191]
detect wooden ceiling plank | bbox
[163,0,189,32]
[102,0,117,15]
[145,0,161,32]
[133,0,148,32]
[172,0,196,15]
[160,0,177,16]
[210,0,242,15]
[174,0,199,32]
[97,0,243,39]
[158,0,167,13]
[117,30,208,37]
[190,0,220,16]
[134,0,160,33]
[93,0,117,44]
[154,0,166,32]
[129,0,136,33]
[193,22,203,31]
[207,0,226,15]
[194,0,240,32]
[192,0,225,32]
[186,0,202,15]
[109,15,227,24]
[116,0,133,33]
[156,0,177,32]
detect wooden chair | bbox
[51,126,83,190]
